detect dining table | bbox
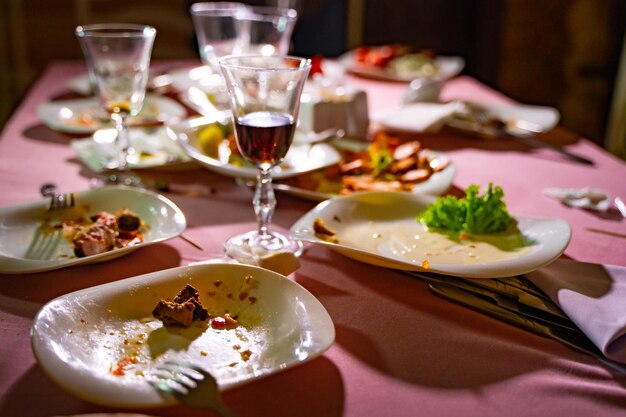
[1,59,626,417]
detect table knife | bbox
[429,283,626,375]
[409,272,575,331]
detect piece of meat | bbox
[73,212,118,257]
[152,284,209,327]
[116,209,142,232]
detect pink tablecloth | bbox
[1,61,626,417]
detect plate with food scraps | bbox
[37,94,187,135]
[342,45,465,83]
[166,116,342,180]
[71,127,193,172]
[31,262,335,407]
[278,133,455,201]
[0,186,186,274]
[290,191,571,278]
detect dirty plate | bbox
[0,186,186,274]
[31,262,335,407]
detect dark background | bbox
[1,0,624,150]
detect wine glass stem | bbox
[111,112,130,171]
[254,168,276,238]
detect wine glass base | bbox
[225,230,303,264]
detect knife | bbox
[428,283,626,375]
[409,272,576,331]
[459,276,567,319]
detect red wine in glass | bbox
[234,111,296,169]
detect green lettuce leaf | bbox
[417,183,514,234]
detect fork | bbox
[149,361,239,417]
[40,183,75,211]
[23,226,63,260]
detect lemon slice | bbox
[197,124,224,158]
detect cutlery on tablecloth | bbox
[427,282,626,375]
[408,272,574,330]
[445,106,594,165]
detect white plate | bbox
[166,116,342,180]
[37,95,187,135]
[341,51,465,83]
[0,186,186,274]
[31,262,335,407]
[71,127,193,172]
[471,102,560,132]
[168,66,220,93]
[290,191,571,278]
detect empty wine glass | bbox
[219,55,311,258]
[75,24,156,186]
[190,2,248,73]
[237,6,298,56]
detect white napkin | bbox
[373,101,465,133]
[526,259,626,363]
[543,187,611,212]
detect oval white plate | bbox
[71,127,193,172]
[290,191,571,278]
[341,51,465,83]
[166,116,342,180]
[37,95,187,135]
[31,262,335,407]
[0,186,186,274]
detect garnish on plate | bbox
[418,183,514,234]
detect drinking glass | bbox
[219,55,311,257]
[75,24,156,186]
[238,6,298,56]
[190,2,247,73]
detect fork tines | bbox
[49,193,75,211]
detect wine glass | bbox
[237,6,298,56]
[190,2,248,73]
[75,24,156,186]
[219,55,311,258]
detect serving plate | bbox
[37,95,187,135]
[166,116,342,180]
[341,51,465,83]
[0,186,186,274]
[71,127,193,172]
[31,262,335,407]
[290,191,571,278]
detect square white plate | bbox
[31,262,335,407]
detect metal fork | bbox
[23,226,63,260]
[149,361,238,417]
[40,183,75,211]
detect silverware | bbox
[447,105,594,165]
[409,272,574,330]
[428,282,626,375]
[150,361,238,416]
[40,183,75,211]
[586,227,626,239]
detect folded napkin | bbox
[543,187,611,212]
[526,259,626,363]
[373,101,464,133]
